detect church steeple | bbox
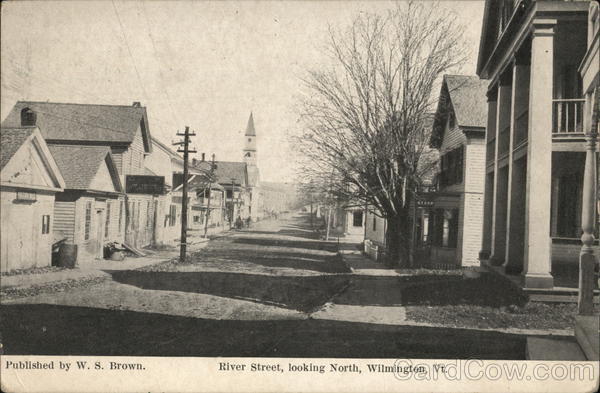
[243,112,257,167]
[245,112,256,137]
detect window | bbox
[439,146,464,187]
[169,205,177,227]
[137,202,141,229]
[431,209,459,248]
[84,202,92,240]
[226,190,233,199]
[127,201,134,231]
[448,112,455,129]
[41,215,50,234]
[373,216,377,231]
[146,201,152,228]
[118,201,124,234]
[353,210,363,227]
[105,202,111,237]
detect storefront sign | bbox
[125,175,165,194]
[416,199,434,207]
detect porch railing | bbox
[552,98,585,134]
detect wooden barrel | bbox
[57,244,78,268]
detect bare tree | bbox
[295,1,467,266]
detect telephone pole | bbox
[230,177,236,229]
[174,126,196,262]
[203,153,216,238]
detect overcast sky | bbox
[1,1,484,182]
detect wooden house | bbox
[48,144,123,263]
[2,101,164,250]
[0,126,65,271]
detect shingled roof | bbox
[0,127,35,170]
[48,144,121,192]
[1,101,152,152]
[193,160,248,187]
[430,75,488,148]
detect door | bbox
[95,209,104,259]
[9,201,35,270]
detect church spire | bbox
[245,112,256,136]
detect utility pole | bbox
[230,177,236,229]
[174,126,196,262]
[203,154,216,238]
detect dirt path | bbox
[0,213,528,359]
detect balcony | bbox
[552,99,585,135]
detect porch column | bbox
[505,56,530,273]
[480,88,497,260]
[490,74,512,265]
[578,86,599,315]
[523,21,556,288]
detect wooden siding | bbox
[364,208,386,245]
[1,188,55,271]
[460,140,486,266]
[125,194,155,248]
[53,200,76,242]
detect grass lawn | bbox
[405,302,588,330]
[400,272,597,331]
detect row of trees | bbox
[294,2,467,266]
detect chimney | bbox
[20,108,37,127]
[192,158,198,166]
[132,101,141,107]
[201,153,206,162]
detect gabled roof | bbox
[173,174,225,193]
[1,127,36,170]
[1,126,66,190]
[245,112,256,136]
[1,101,152,152]
[193,160,248,187]
[48,144,122,192]
[430,75,488,148]
[152,137,183,163]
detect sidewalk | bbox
[318,250,575,341]
[1,236,211,293]
[341,249,401,276]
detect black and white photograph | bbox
[0,0,598,392]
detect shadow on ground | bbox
[107,270,350,312]
[333,276,405,306]
[0,304,526,359]
[398,273,529,307]
[232,237,338,253]
[196,247,351,274]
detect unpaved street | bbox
[1,214,526,359]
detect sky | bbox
[1,1,484,182]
